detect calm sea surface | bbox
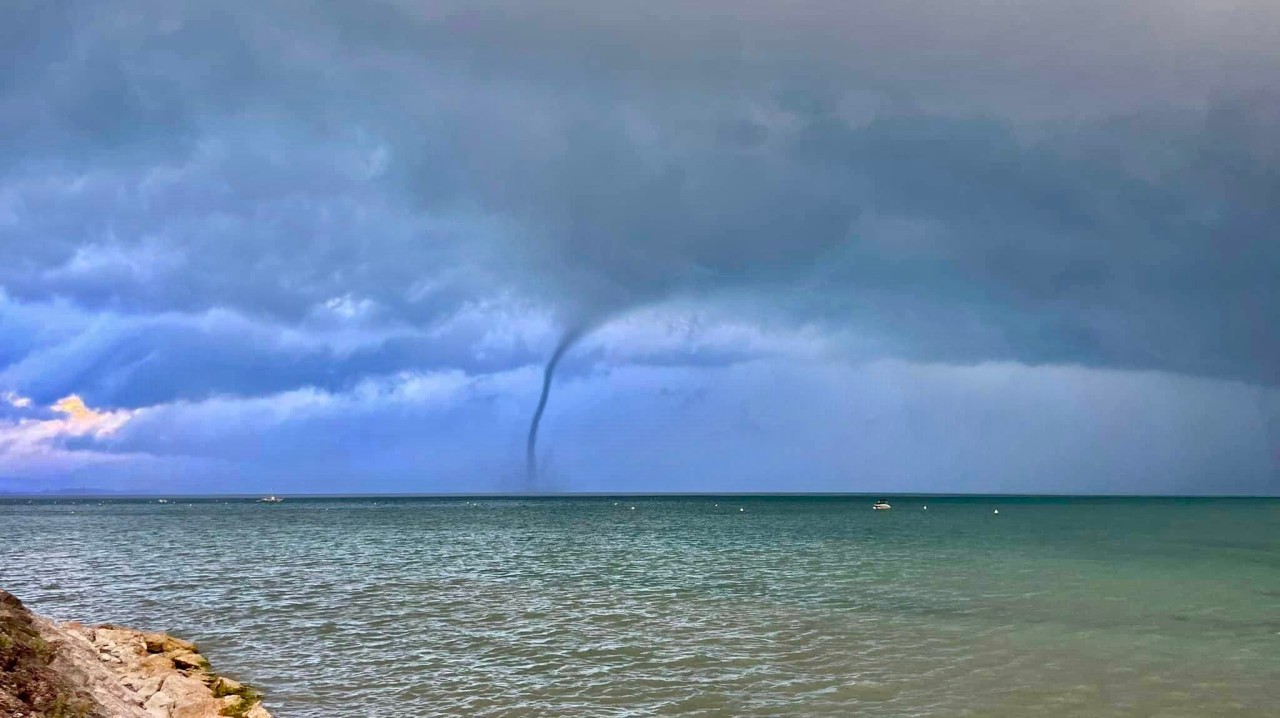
[2,496,1277,716]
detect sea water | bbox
[2,496,1277,716]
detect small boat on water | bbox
[258,495,284,504]
[872,499,891,510]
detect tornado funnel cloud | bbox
[526,325,592,487]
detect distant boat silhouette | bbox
[258,495,284,504]
[873,499,891,510]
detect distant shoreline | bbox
[3,492,1276,500]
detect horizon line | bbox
[2,491,1276,500]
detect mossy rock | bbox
[1,590,101,718]
[213,675,264,717]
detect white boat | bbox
[872,499,891,510]
[258,495,284,504]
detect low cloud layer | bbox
[1,1,1277,493]
[5,356,1275,495]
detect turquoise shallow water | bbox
[1,496,1278,716]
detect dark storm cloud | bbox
[2,0,1278,386]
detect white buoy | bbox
[923,505,928,510]
[993,509,999,514]
[739,507,745,512]
[630,506,636,510]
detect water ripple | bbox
[2,497,1278,716]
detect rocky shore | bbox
[1,589,270,718]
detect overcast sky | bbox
[2,0,1277,494]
